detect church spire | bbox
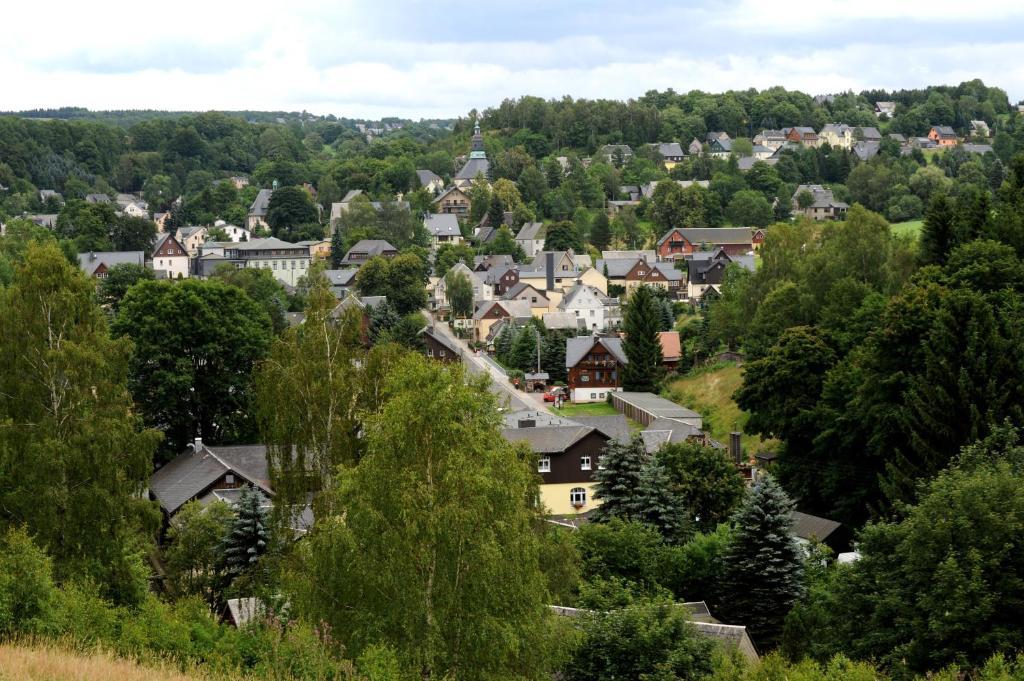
[469,113,486,159]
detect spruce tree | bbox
[592,435,648,522]
[591,212,612,251]
[622,285,664,392]
[920,193,956,265]
[509,325,540,372]
[494,323,514,364]
[486,194,505,231]
[222,486,269,579]
[635,456,689,543]
[659,298,676,331]
[719,475,804,649]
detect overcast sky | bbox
[2,0,1023,119]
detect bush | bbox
[0,527,56,636]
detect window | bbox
[427,347,434,357]
[224,473,235,484]
[570,487,587,507]
[538,456,551,473]
[439,349,446,357]
[580,456,591,471]
[580,374,590,383]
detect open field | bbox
[0,643,221,681]
[664,362,775,453]
[552,402,619,418]
[891,219,923,239]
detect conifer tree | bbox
[622,285,664,391]
[659,298,676,331]
[494,323,514,364]
[635,456,689,543]
[592,435,649,522]
[591,212,612,251]
[719,475,804,649]
[222,486,269,579]
[486,193,505,231]
[920,193,956,265]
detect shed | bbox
[610,392,702,428]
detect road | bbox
[428,318,549,414]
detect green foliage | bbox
[222,486,269,586]
[564,598,716,681]
[719,476,804,649]
[0,527,55,636]
[96,263,155,313]
[163,500,234,605]
[211,265,290,334]
[726,189,775,227]
[659,441,746,533]
[354,253,428,314]
[622,285,664,391]
[0,243,161,604]
[544,220,584,252]
[592,436,649,524]
[113,278,273,458]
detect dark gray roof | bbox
[324,269,358,286]
[342,239,398,261]
[962,143,995,154]
[515,221,545,240]
[594,258,638,278]
[642,417,703,452]
[858,126,882,140]
[85,193,112,203]
[455,157,490,181]
[421,325,462,355]
[932,125,956,137]
[572,415,630,444]
[149,444,273,515]
[615,392,700,420]
[504,281,549,302]
[416,169,442,186]
[565,336,627,368]
[502,425,597,453]
[77,251,146,275]
[653,142,685,157]
[657,227,753,247]
[249,189,273,217]
[852,141,880,161]
[791,511,842,541]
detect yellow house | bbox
[577,267,608,295]
[297,239,332,260]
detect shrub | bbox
[0,527,55,636]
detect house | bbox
[819,123,854,150]
[484,265,520,296]
[751,228,768,249]
[247,189,273,231]
[752,129,787,151]
[453,118,490,189]
[565,335,627,403]
[928,125,958,146]
[542,311,586,332]
[323,269,358,299]
[783,126,819,146]
[473,254,515,273]
[433,186,472,217]
[619,185,642,201]
[651,142,685,168]
[502,410,612,514]
[424,213,463,248]
[295,240,331,259]
[229,176,250,189]
[737,156,779,172]
[624,257,671,296]
[596,257,678,297]
[77,250,146,278]
[912,136,938,149]
[510,221,545,259]
[598,144,634,165]
[874,101,896,118]
[22,214,59,229]
[791,511,852,554]
[656,227,753,259]
[640,417,707,454]
[687,138,704,155]
[221,238,313,286]
[152,233,190,279]
[610,392,702,428]
[85,193,112,204]
[153,212,171,232]
[686,248,755,300]
[434,262,493,312]
[970,120,991,137]
[116,194,149,218]
[415,169,445,193]
[658,331,682,371]
[175,226,208,256]
[602,249,656,262]
[504,282,552,318]
[38,189,63,206]
[472,299,532,343]
[962,143,995,155]
[420,325,461,363]
[707,137,733,158]
[750,144,775,160]
[639,179,711,200]
[888,132,907,145]
[791,184,849,221]
[340,239,398,266]
[558,283,621,331]
[149,439,275,519]
[857,126,882,143]
[213,221,251,242]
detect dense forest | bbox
[3,80,1024,679]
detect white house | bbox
[515,222,545,259]
[558,283,621,331]
[424,213,463,249]
[175,226,208,256]
[214,220,251,242]
[432,262,493,311]
[152,233,190,279]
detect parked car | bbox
[543,386,567,402]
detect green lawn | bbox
[552,402,619,418]
[891,219,923,239]
[663,363,776,453]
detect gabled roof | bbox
[962,143,995,154]
[501,425,599,454]
[542,312,586,330]
[504,281,549,303]
[595,258,642,279]
[565,336,627,368]
[658,331,681,361]
[571,415,630,444]
[433,185,469,203]
[149,444,274,515]
[791,511,842,542]
[852,141,880,161]
[516,221,545,240]
[653,142,684,157]
[559,283,617,310]
[416,169,442,186]
[231,237,302,251]
[76,250,146,275]
[455,157,490,181]
[472,299,532,320]
[152,232,187,258]
[324,269,358,286]
[931,125,956,137]
[658,227,753,247]
[420,325,461,355]
[249,188,273,217]
[858,126,882,140]
[343,239,398,257]
[424,213,461,237]
[341,189,363,203]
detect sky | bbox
[1,0,1023,119]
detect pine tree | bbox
[222,486,269,578]
[486,194,505,231]
[635,457,689,543]
[494,323,514,364]
[659,298,676,331]
[591,212,612,251]
[592,435,649,522]
[622,285,664,392]
[719,475,804,649]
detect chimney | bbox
[194,437,203,454]
[729,432,742,465]
[545,252,555,292]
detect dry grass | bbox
[0,642,223,681]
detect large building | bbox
[453,117,490,190]
[216,237,313,286]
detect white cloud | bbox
[0,0,1021,117]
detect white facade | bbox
[215,221,251,242]
[570,386,621,404]
[433,262,493,310]
[558,284,618,331]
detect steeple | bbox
[469,114,486,159]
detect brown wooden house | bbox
[566,335,627,403]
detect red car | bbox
[543,387,566,402]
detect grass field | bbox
[0,643,217,681]
[664,362,775,453]
[891,219,923,239]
